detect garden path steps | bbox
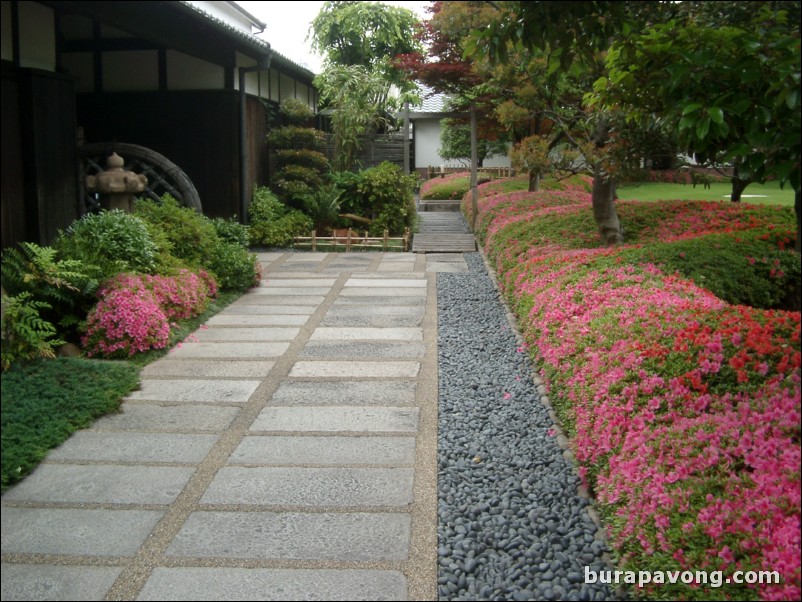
[412,211,477,253]
[0,251,469,601]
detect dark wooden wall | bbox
[1,66,79,248]
[321,133,411,171]
[244,95,270,216]
[77,90,241,218]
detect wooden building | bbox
[1,0,316,248]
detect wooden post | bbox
[470,105,478,231]
[346,228,352,251]
[403,101,410,175]
[383,229,389,251]
[311,230,316,252]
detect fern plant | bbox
[0,242,96,337]
[1,293,65,371]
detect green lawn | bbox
[616,180,796,206]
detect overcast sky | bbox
[234,1,431,73]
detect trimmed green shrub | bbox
[55,210,158,280]
[269,99,330,206]
[274,149,330,172]
[207,241,260,290]
[277,97,315,125]
[211,217,250,248]
[268,126,324,150]
[356,162,418,235]
[248,187,313,248]
[133,195,218,268]
[134,196,258,291]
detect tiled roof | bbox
[411,85,450,113]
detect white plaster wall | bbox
[187,1,255,33]
[414,119,445,169]
[167,49,224,90]
[414,118,510,169]
[18,1,56,71]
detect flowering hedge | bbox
[82,269,216,358]
[473,187,801,600]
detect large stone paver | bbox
[205,313,309,326]
[269,381,416,405]
[344,279,426,288]
[310,327,422,341]
[299,341,424,360]
[166,342,291,358]
[1,564,123,601]
[138,568,407,601]
[127,379,261,403]
[3,465,194,505]
[166,511,411,561]
[44,432,219,463]
[251,407,419,433]
[201,467,414,507]
[142,359,274,378]
[230,436,416,466]
[92,404,240,432]
[192,327,300,341]
[1,508,164,556]
[288,360,419,378]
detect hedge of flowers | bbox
[419,170,473,200]
[470,185,801,600]
[82,269,216,358]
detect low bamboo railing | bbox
[293,228,411,252]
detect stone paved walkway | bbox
[1,252,468,601]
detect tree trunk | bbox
[730,177,749,202]
[795,188,801,254]
[592,174,623,246]
[528,170,541,192]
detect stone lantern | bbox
[85,152,147,212]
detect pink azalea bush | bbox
[82,269,217,358]
[475,186,801,600]
[419,170,471,200]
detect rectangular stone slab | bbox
[137,568,407,602]
[200,467,414,507]
[230,436,416,466]
[251,407,419,433]
[1,508,164,556]
[166,511,411,561]
[3,465,195,505]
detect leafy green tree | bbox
[314,65,393,171]
[439,117,509,168]
[599,3,800,203]
[311,2,423,171]
[310,0,421,87]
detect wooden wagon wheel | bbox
[78,142,202,213]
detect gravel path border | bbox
[437,248,617,601]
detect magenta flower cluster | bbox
[475,188,801,600]
[82,269,217,358]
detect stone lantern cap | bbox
[86,152,147,194]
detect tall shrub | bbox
[268,99,330,207]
